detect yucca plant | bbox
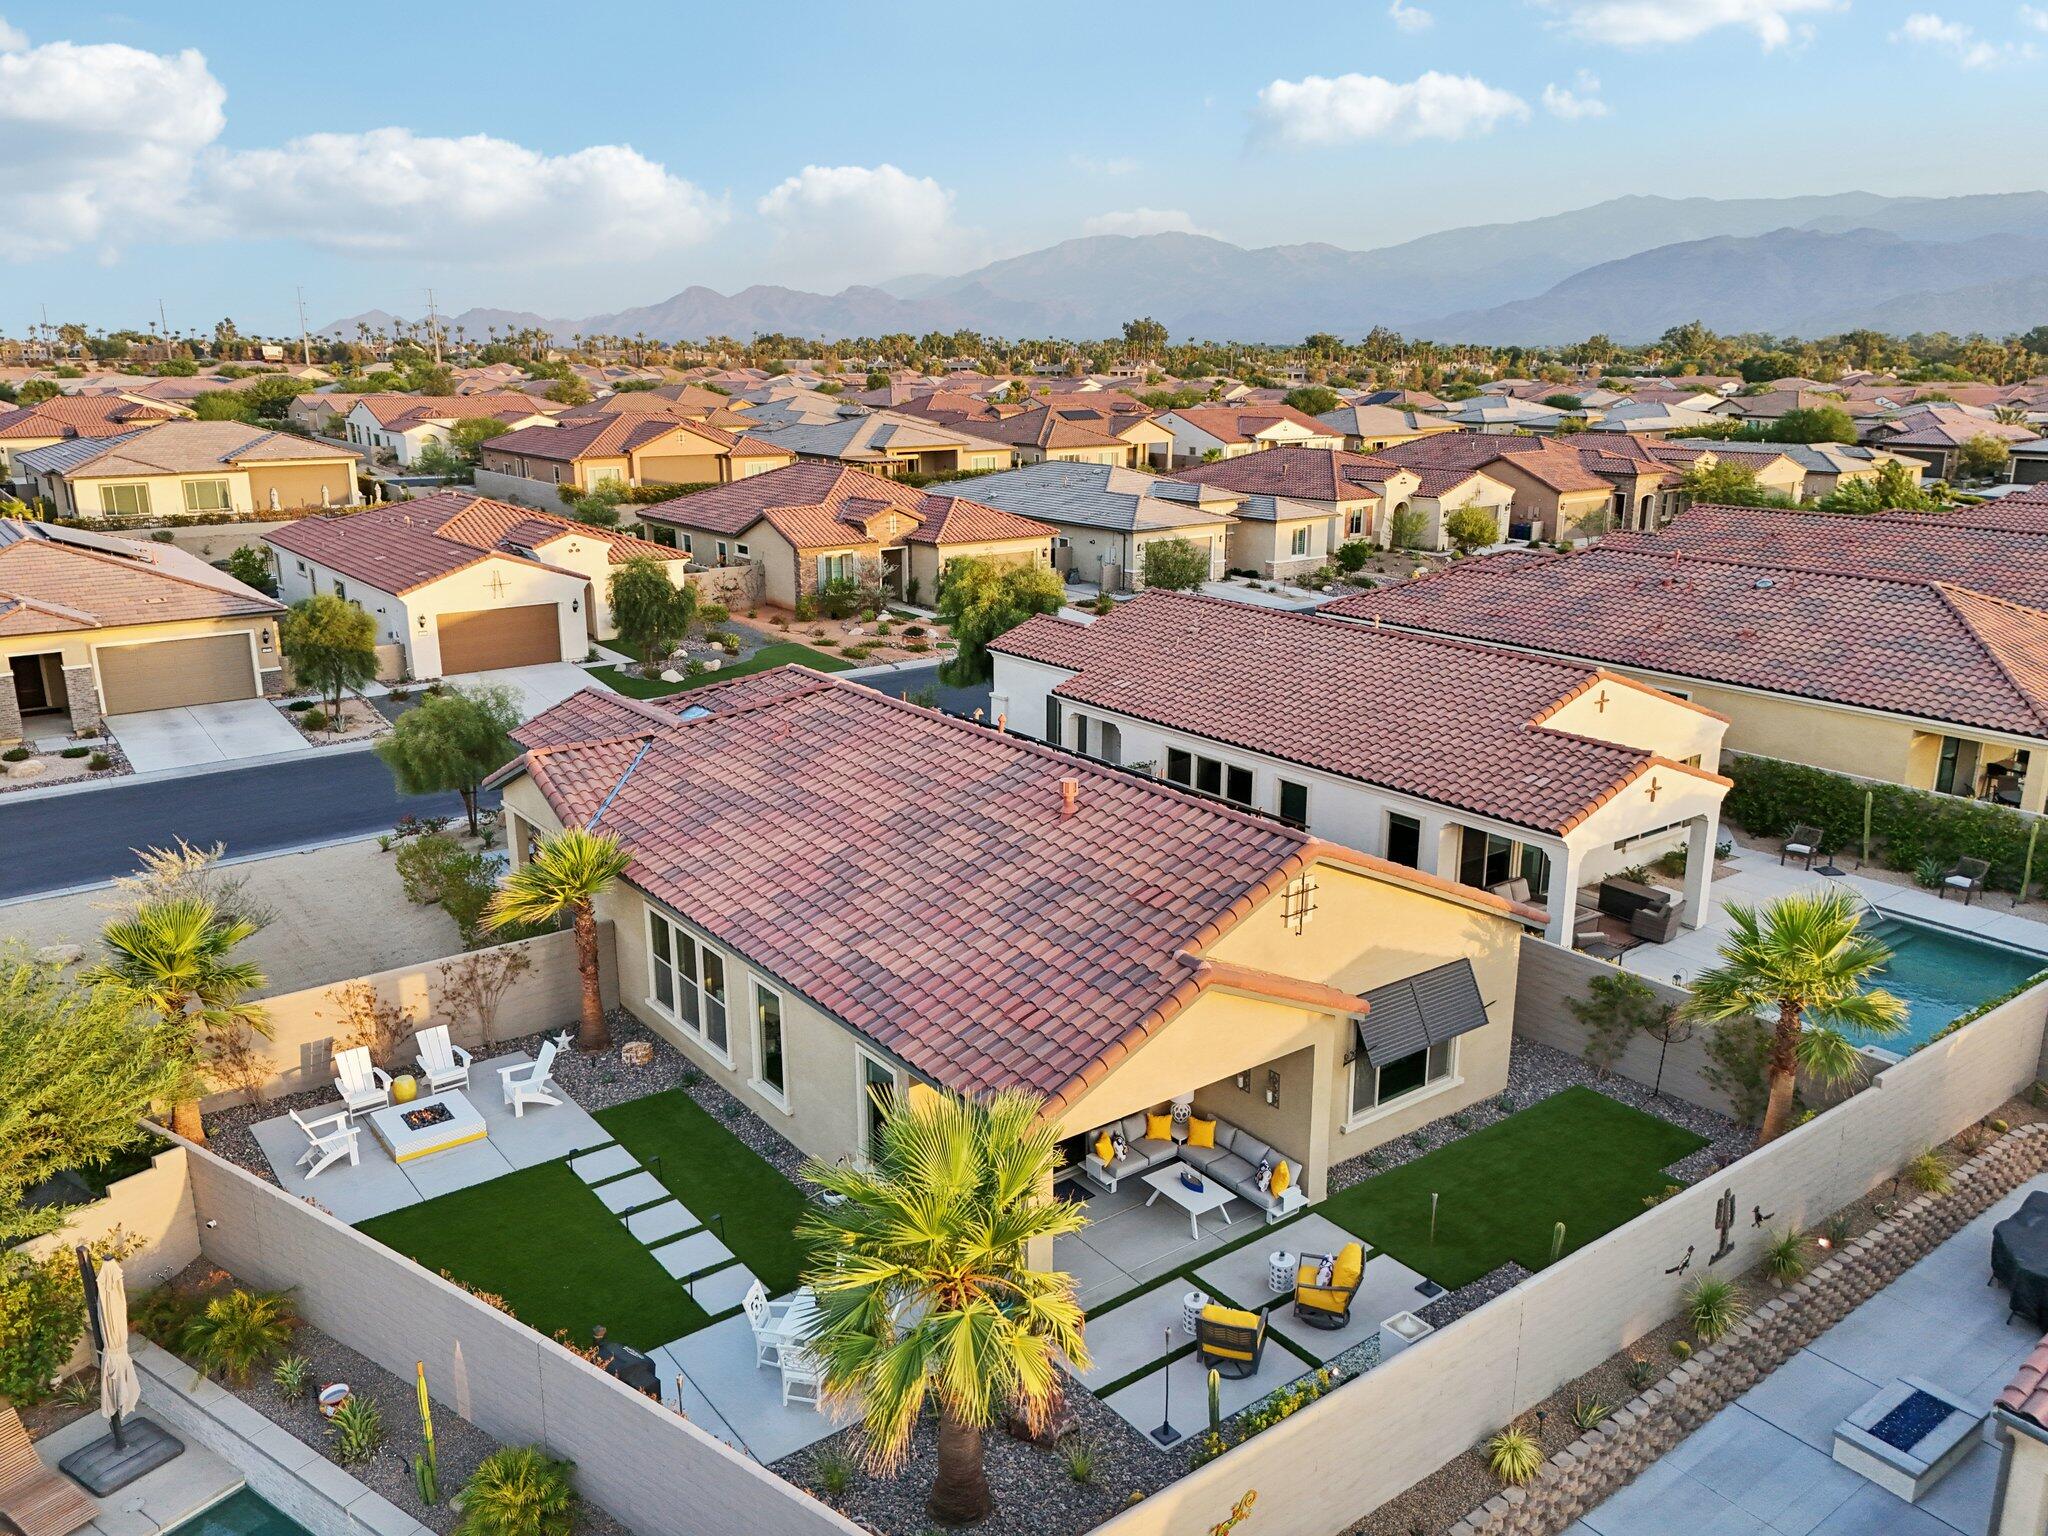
[1486,1427,1543,1486]
[1571,1396,1613,1431]
[1763,1228,1809,1285]
[329,1395,383,1464]
[182,1288,297,1383]
[453,1447,578,1536]
[484,830,630,1050]
[271,1354,311,1398]
[1684,1275,1743,1342]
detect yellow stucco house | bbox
[19,420,362,522]
[475,416,794,509]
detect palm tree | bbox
[1686,889,1907,1144]
[90,896,269,1144]
[799,1089,1089,1526]
[483,829,630,1051]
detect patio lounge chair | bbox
[1780,824,1825,868]
[1293,1244,1365,1330]
[743,1280,799,1368]
[414,1025,474,1094]
[1940,857,1991,905]
[0,1406,97,1536]
[290,1106,360,1180]
[332,1045,392,1120]
[499,1040,562,1118]
[1630,896,1685,943]
[1195,1303,1267,1379]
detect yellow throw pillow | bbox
[1332,1242,1364,1291]
[1186,1116,1217,1149]
[1270,1160,1291,1196]
[1094,1132,1114,1163]
[1145,1111,1173,1143]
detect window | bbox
[735,543,750,558]
[754,982,787,1104]
[97,484,152,517]
[1346,509,1366,537]
[1278,779,1308,828]
[1072,714,1090,756]
[859,1052,896,1160]
[1224,764,1253,806]
[1166,746,1250,806]
[1045,697,1062,745]
[1350,1040,1455,1117]
[1459,828,1514,890]
[818,553,855,588]
[182,479,232,513]
[700,948,728,1054]
[1166,747,1191,784]
[1385,812,1422,868]
[1289,526,1310,557]
[646,910,727,1058]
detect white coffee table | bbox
[1141,1164,1238,1240]
[365,1090,488,1163]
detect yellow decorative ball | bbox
[391,1074,418,1104]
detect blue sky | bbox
[5,0,2044,332]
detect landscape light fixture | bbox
[1150,1327,1177,1446]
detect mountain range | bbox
[323,190,2048,348]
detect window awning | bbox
[1354,959,1490,1068]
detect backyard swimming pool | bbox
[166,1489,319,1536]
[1849,916,2047,1052]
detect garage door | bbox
[98,634,259,714]
[436,604,560,675]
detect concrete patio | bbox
[1569,1171,2048,1535]
[648,1310,847,1463]
[1055,1171,1288,1311]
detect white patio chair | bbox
[743,1280,798,1369]
[780,1344,826,1409]
[414,1024,474,1094]
[333,1045,392,1119]
[499,1039,561,1118]
[290,1106,360,1180]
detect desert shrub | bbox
[1333,539,1374,573]
[1701,1014,1772,1126]
[395,831,466,904]
[454,1446,578,1536]
[88,752,111,771]
[1684,1275,1742,1341]
[1486,1427,1542,1485]
[299,708,329,732]
[329,1394,383,1464]
[0,1251,87,1404]
[183,1287,298,1383]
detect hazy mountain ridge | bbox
[321,190,2048,347]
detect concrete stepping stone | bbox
[650,1229,734,1279]
[593,1170,667,1213]
[686,1262,760,1316]
[625,1200,699,1243]
[569,1145,637,1184]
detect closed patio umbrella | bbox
[58,1249,183,1495]
[95,1259,140,1440]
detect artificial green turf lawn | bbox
[357,1161,709,1351]
[597,1089,812,1296]
[1318,1086,1706,1288]
[592,642,852,698]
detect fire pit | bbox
[366,1089,487,1163]
[1833,1377,1985,1501]
[400,1102,455,1132]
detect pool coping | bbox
[133,1340,434,1536]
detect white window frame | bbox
[855,1047,900,1165]
[644,906,734,1068]
[1345,1038,1461,1131]
[182,478,234,513]
[1289,525,1310,557]
[97,483,152,518]
[751,978,790,1112]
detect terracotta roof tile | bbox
[0,518,281,636]
[1169,447,1398,503]
[637,462,1050,550]
[1998,1334,2048,1428]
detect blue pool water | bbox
[166,1490,318,1536]
[1844,917,2047,1052]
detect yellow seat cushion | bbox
[1295,1285,1346,1313]
[1200,1303,1262,1330]
[1093,1132,1114,1163]
[1270,1160,1291,1195]
[1332,1243,1364,1291]
[1186,1116,1217,1149]
[1145,1111,1173,1143]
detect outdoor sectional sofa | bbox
[1083,1108,1303,1221]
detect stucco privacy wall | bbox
[1513,944,1732,1117]
[179,1144,859,1536]
[199,927,615,1109]
[1089,977,2048,1536]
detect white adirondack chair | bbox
[499,1040,561,1118]
[291,1106,360,1180]
[414,1025,474,1094]
[333,1045,392,1119]
[743,1281,798,1368]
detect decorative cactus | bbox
[1550,1222,1567,1265]
[412,1362,439,1505]
[1208,1367,1221,1432]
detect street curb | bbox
[0,737,385,805]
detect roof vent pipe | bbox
[1059,777,1079,817]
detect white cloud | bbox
[1547,0,1841,50]
[756,164,982,285]
[0,29,224,258]
[1891,11,2034,65]
[206,130,725,264]
[1542,70,1610,117]
[2025,4,2048,32]
[1254,71,1529,145]
[1387,0,1434,31]
[1069,152,1139,176]
[1081,208,1213,238]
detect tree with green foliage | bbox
[1120,316,1168,355]
[1283,385,1341,417]
[545,375,592,406]
[18,378,62,405]
[1769,406,1857,444]
[1679,459,1798,509]
[1389,506,1430,550]
[89,897,268,1144]
[192,389,257,423]
[1543,393,1584,412]
[607,555,697,665]
[936,557,1067,684]
[1686,889,1906,1144]
[375,684,520,836]
[222,545,276,596]
[0,949,184,1244]
[1813,460,1943,513]
[1137,535,1210,592]
[1959,434,2012,481]
[1443,506,1500,554]
[449,417,512,460]
[280,592,378,722]
[798,1088,1088,1525]
[485,830,631,1051]
[566,482,623,527]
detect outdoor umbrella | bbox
[95,1258,140,1439]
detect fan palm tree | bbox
[90,896,269,1144]
[1686,889,1907,1145]
[799,1088,1089,1526]
[483,829,630,1051]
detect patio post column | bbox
[2023,767,2048,816]
[1681,813,1717,930]
[1027,1164,1056,1273]
[1304,1034,1335,1203]
[1991,1419,2048,1535]
[1544,843,1581,949]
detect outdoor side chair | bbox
[1195,1303,1268,1379]
[1780,824,1825,868]
[1941,857,1992,905]
[1293,1243,1365,1330]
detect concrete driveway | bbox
[448,662,598,721]
[106,697,309,772]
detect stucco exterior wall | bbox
[472,465,566,510]
[907,533,1051,602]
[245,459,359,512]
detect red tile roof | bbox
[1168,446,1397,503]
[0,396,178,439]
[637,462,1051,551]
[993,590,1717,834]
[1165,404,1334,443]
[1998,1334,2048,1429]
[354,393,553,428]
[1327,548,2048,739]
[0,518,281,637]
[483,416,687,463]
[1372,433,1615,494]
